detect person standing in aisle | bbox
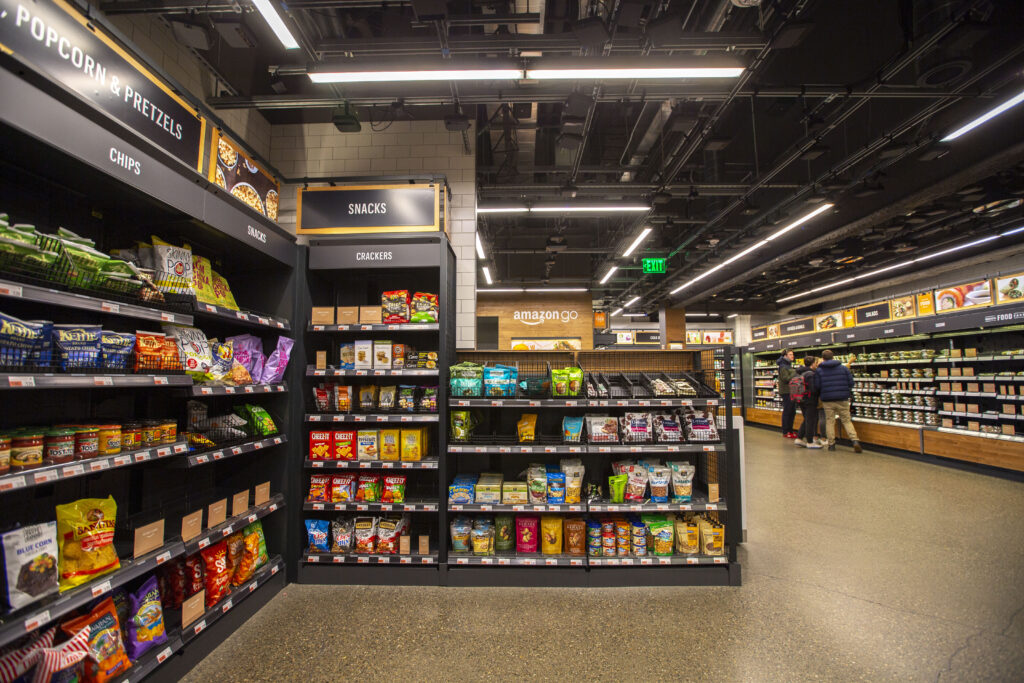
[778,349,798,438]
[794,355,823,448]
[816,350,862,452]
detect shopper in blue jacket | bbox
[815,350,862,452]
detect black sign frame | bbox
[751,327,768,340]
[780,317,814,336]
[855,301,892,326]
[297,184,440,234]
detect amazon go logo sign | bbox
[514,309,579,325]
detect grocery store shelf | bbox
[192,383,287,396]
[307,459,438,470]
[449,552,585,567]
[181,556,283,644]
[303,500,438,512]
[938,410,1001,420]
[935,390,997,398]
[589,554,727,566]
[854,377,934,383]
[851,417,929,429]
[996,395,1024,401]
[184,435,286,467]
[932,354,1024,362]
[0,278,192,325]
[589,497,725,512]
[303,552,437,565]
[307,366,438,377]
[448,503,586,513]
[0,441,188,494]
[306,413,438,423]
[0,542,183,649]
[852,358,933,366]
[116,634,182,683]
[0,373,192,389]
[308,323,438,332]
[193,302,290,331]
[183,494,285,555]
[855,388,935,395]
[449,397,721,408]
[448,442,723,454]
[852,402,935,411]
[937,426,1024,443]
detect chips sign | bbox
[642,258,667,274]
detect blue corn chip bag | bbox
[305,519,330,553]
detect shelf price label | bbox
[100,301,119,313]
[33,470,58,484]
[153,377,168,385]
[0,284,23,297]
[9,376,35,387]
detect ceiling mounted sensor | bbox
[213,19,258,48]
[559,183,579,199]
[652,189,672,206]
[268,74,287,94]
[916,60,972,87]
[410,0,448,21]
[572,17,611,50]
[545,236,568,253]
[169,18,211,50]
[332,102,361,133]
[444,111,470,132]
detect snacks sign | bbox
[209,130,280,222]
[297,184,441,234]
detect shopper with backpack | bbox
[815,349,862,452]
[777,350,798,438]
[794,356,823,448]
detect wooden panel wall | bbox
[475,293,594,350]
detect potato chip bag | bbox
[191,254,218,306]
[61,597,132,683]
[125,575,168,660]
[183,553,204,596]
[163,325,211,379]
[150,235,194,295]
[200,541,231,607]
[225,532,245,578]
[210,269,239,310]
[356,474,381,502]
[56,497,120,592]
[231,521,268,586]
[540,516,563,555]
[381,475,407,503]
[308,475,330,502]
[304,520,329,553]
[32,625,90,683]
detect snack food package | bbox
[0,626,56,682]
[305,520,329,553]
[334,385,353,413]
[448,363,483,397]
[668,462,695,503]
[229,360,253,386]
[562,416,584,443]
[566,367,583,396]
[358,385,378,412]
[608,474,627,503]
[419,386,438,413]
[563,518,586,556]
[379,429,400,461]
[526,466,547,504]
[163,325,212,378]
[410,292,439,323]
[375,517,404,554]
[377,385,397,412]
[587,416,619,443]
[232,521,268,585]
[449,516,472,553]
[546,472,566,504]
[381,290,410,324]
[447,475,477,505]
[100,331,135,371]
[675,518,699,555]
[157,558,186,610]
[238,404,277,436]
[331,474,357,502]
[55,496,120,591]
[401,428,424,461]
[353,517,377,554]
[357,430,379,460]
[450,411,472,442]
[61,596,132,683]
[471,524,493,556]
[226,334,264,382]
[31,625,90,683]
[620,413,652,443]
[540,516,562,555]
[649,466,672,503]
[515,516,539,554]
[381,475,407,503]
[308,474,330,502]
[494,515,515,552]
[355,474,381,502]
[308,431,331,460]
[125,575,168,660]
[0,313,48,368]
[2,521,58,611]
[550,369,569,397]
[183,553,204,597]
[653,414,682,442]
[331,518,354,553]
[338,343,355,370]
[260,337,294,384]
[225,532,245,578]
[133,331,164,373]
[649,518,674,556]
[210,269,239,310]
[150,236,194,295]
[52,324,101,370]
[398,385,417,412]
[333,431,356,461]
[562,465,584,504]
[191,254,218,306]
[517,414,537,442]
[200,541,232,607]
[624,465,650,502]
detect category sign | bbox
[780,317,814,336]
[297,184,440,234]
[751,326,767,341]
[0,0,205,170]
[209,130,280,221]
[855,301,891,325]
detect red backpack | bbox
[788,372,810,403]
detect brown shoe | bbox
[853,441,863,453]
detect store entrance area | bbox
[182,429,1024,681]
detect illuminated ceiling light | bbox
[309,68,524,83]
[524,288,589,292]
[621,227,653,257]
[525,67,744,80]
[476,206,529,214]
[482,266,493,285]
[479,288,524,293]
[475,233,486,260]
[941,88,1024,141]
[727,314,738,319]
[599,266,618,284]
[622,312,648,316]
[1002,225,1024,236]
[530,205,650,213]
[685,313,714,317]
[611,308,623,316]
[763,203,834,241]
[624,296,641,307]
[251,0,299,49]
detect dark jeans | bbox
[798,402,818,441]
[781,395,796,434]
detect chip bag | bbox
[305,520,329,553]
[410,292,439,323]
[232,520,268,585]
[163,324,211,378]
[125,575,167,659]
[0,626,56,682]
[517,414,537,442]
[381,475,407,504]
[331,518,354,553]
[150,235,194,295]
[210,269,239,310]
[260,336,294,385]
[191,254,218,306]
[201,541,232,607]
[56,497,120,592]
[308,475,330,502]
[184,553,204,597]
[205,339,234,384]
[157,558,186,610]
[331,474,357,502]
[61,597,132,683]
[353,517,377,554]
[32,625,90,683]
[225,532,245,578]
[356,474,381,502]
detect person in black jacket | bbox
[794,356,822,449]
[777,350,798,438]
[815,349,862,452]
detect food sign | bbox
[209,130,280,222]
[934,280,992,312]
[995,273,1024,305]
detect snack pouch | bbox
[419,386,438,413]
[381,290,410,324]
[229,360,253,386]
[517,414,537,442]
[32,625,90,683]
[450,411,472,442]
[308,475,330,502]
[210,269,239,310]
[401,428,424,461]
[191,254,218,306]
[359,385,379,411]
[398,385,416,412]
[205,339,234,383]
[125,575,167,659]
[381,475,407,503]
[150,236,194,295]
[241,404,277,436]
[562,416,584,443]
[0,626,56,682]
[526,466,547,504]
[410,292,439,323]
[52,325,101,370]
[260,337,294,384]
[305,520,329,553]
[649,519,674,556]
[0,313,47,368]
[546,472,566,504]
[563,518,586,556]
[551,369,570,397]
[334,385,353,413]
[649,466,671,503]
[669,463,695,503]
[200,541,232,607]
[226,335,263,381]
[183,554,204,596]
[515,516,539,553]
[163,325,211,378]
[61,597,131,683]
[375,517,403,554]
[232,521,268,585]
[566,367,583,396]
[562,465,584,504]
[356,474,381,502]
[624,465,650,501]
[353,517,377,554]
[331,474,357,502]
[225,532,245,578]
[608,474,627,503]
[494,515,515,552]
[56,497,120,591]
[2,522,58,611]
[331,518,354,553]
[133,331,166,373]
[100,332,135,371]
[540,516,562,555]
[157,558,186,610]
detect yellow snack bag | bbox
[56,496,121,591]
[517,414,537,442]
[380,429,400,460]
[400,428,423,461]
[540,515,562,555]
[210,269,239,310]
[192,254,218,306]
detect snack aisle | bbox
[0,42,296,682]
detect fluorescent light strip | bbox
[599,266,618,284]
[531,205,650,213]
[611,308,623,316]
[252,0,300,49]
[941,89,1024,142]
[475,233,486,260]
[479,288,524,293]
[685,313,713,317]
[1002,225,1024,236]
[727,314,738,319]
[524,288,588,292]
[477,207,529,214]
[482,266,493,285]
[623,296,640,307]
[621,227,652,257]
[670,204,834,295]
[310,69,524,84]
[525,67,744,80]
[622,312,648,316]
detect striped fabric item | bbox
[30,627,90,683]
[0,627,55,683]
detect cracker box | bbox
[309,431,332,460]
[311,307,334,325]
[337,307,359,325]
[354,340,373,369]
[357,430,379,460]
[373,340,392,369]
[333,430,356,460]
[474,473,503,504]
[501,481,529,504]
[380,429,400,461]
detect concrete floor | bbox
[182,428,1024,681]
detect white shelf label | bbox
[94,376,113,386]
[244,386,254,393]
[33,470,58,484]
[62,464,84,477]
[0,475,26,491]
[235,311,247,320]
[9,376,34,387]
[100,301,119,314]
[153,376,168,385]
[25,610,50,632]
[0,284,23,297]
[90,580,112,597]
[156,646,172,663]
[222,599,233,613]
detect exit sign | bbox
[642,258,666,274]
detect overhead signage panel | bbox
[780,317,814,336]
[297,185,440,234]
[0,0,204,170]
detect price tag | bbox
[235,311,247,320]
[373,370,385,376]
[357,556,369,564]
[33,470,58,484]
[400,415,411,422]
[200,387,212,395]
[622,558,634,565]
[101,301,120,313]
[400,462,413,469]
[480,505,492,511]
[522,558,537,565]
[714,556,727,564]
[703,445,716,452]
[629,446,642,453]
[193,620,206,635]
[62,464,84,477]
[0,283,23,297]
[212,451,224,461]
[312,461,324,468]
[381,462,393,468]
[512,505,525,511]
[355,370,367,376]
[114,455,131,466]
[134,452,150,463]
[456,557,468,565]
[248,514,258,523]
[205,304,217,312]
[617,400,628,406]
[532,505,545,512]
[707,399,718,406]
[1,474,28,489]
[274,437,282,445]
[221,599,233,613]
[545,558,558,566]
[156,646,172,663]
[377,557,390,564]
[354,415,366,422]
[681,400,692,406]
[638,400,650,406]
[9,376,34,387]
[491,400,504,406]
[706,503,718,511]
[221,526,233,537]
[153,376,168,385]
[565,400,577,407]
[529,401,540,407]
[544,446,555,453]
[679,504,692,511]
[498,557,511,565]
[629,504,642,512]
[457,400,469,406]
[376,416,387,422]
[641,558,653,565]
[244,386,254,393]
[254,441,263,449]
[312,503,324,511]
[608,559,620,566]
[481,557,493,565]
[231,447,242,455]
[598,446,610,453]
[356,504,368,511]
[334,504,347,511]
[659,557,672,565]
[400,556,412,564]
[475,446,486,453]
[90,580,112,597]
[24,611,49,632]
[157,447,170,457]
[307,555,319,562]
[519,447,531,453]
[686,557,698,564]
[156,550,172,564]
[312,325,324,331]
[198,537,211,550]
[225,387,236,393]
[258,317,270,326]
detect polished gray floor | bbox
[182,428,1024,681]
